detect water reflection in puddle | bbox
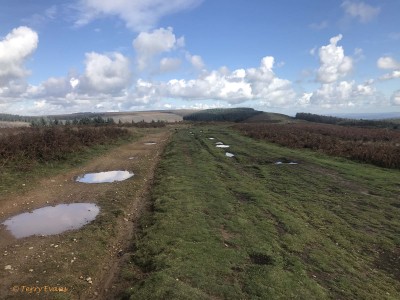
[216,145,230,148]
[76,171,134,183]
[1,203,99,238]
[226,152,235,157]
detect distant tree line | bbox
[183,108,263,122]
[295,112,399,129]
[2,112,167,127]
[30,116,116,127]
[0,113,36,123]
[30,116,166,128]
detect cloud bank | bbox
[130,56,296,107]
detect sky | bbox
[0,0,399,116]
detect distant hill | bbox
[295,112,399,129]
[244,112,293,123]
[0,110,189,125]
[33,110,189,123]
[183,108,263,122]
[331,112,400,120]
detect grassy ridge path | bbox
[125,125,400,299]
[0,128,171,299]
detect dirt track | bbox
[0,129,171,299]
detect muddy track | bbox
[0,129,172,299]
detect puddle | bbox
[226,152,235,157]
[215,142,224,145]
[1,203,99,238]
[144,142,157,145]
[275,161,298,165]
[216,145,230,148]
[209,138,215,140]
[128,157,135,160]
[76,171,134,183]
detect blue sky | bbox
[0,0,399,116]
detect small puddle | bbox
[1,203,100,238]
[226,152,235,157]
[144,142,157,145]
[216,145,230,148]
[275,161,298,165]
[209,138,215,140]
[76,171,134,183]
[215,142,224,145]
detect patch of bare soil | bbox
[0,129,172,299]
[375,247,400,280]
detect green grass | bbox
[124,125,400,299]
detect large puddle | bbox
[1,203,99,238]
[76,171,134,183]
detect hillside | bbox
[183,107,263,122]
[244,112,293,123]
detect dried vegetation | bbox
[0,126,130,168]
[235,123,400,168]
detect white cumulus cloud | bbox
[75,0,203,31]
[159,57,182,73]
[302,35,384,108]
[298,93,313,106]
[317,34,353,84]
[187,54,205,70]
[309,80,381,108]
[341,1,380,23]
[30,77,71,98]
[133,27,184,70]
[377,56,400,69]
[80,52,132,94]
[380,71,400,80]
[378,56,400,80]
[70,77,80,89]
[0,26,38,86]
